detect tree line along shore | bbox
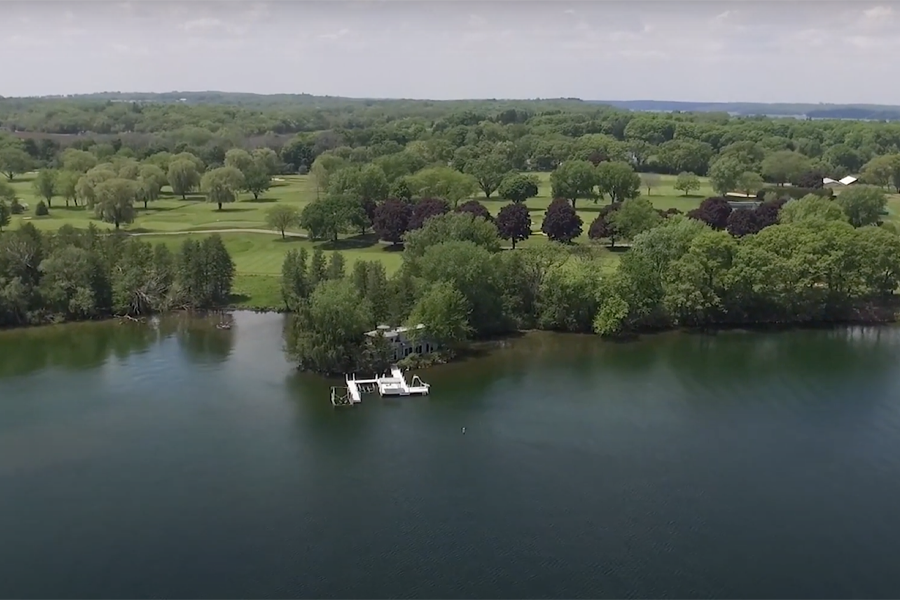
[3,96,900,373]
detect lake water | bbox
[3,313,900,598]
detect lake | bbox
[3,312,900,598]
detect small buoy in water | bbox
[462,427,466,434]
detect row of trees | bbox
[281,191,900,374]
[0,224,235,327]
[0,146,282,229]
[9,97,900,196]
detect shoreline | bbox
[4,303,900,344]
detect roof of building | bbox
[839,175,858,185]
[823,177,838,184]
[365,323,426,338]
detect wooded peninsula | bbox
[3,94,900,374]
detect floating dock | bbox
[331,367,430,407]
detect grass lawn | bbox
[4,170,707,306]
[139,232,406,309]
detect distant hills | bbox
[6,92,900,121]
[590,100,900,120]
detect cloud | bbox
[4,1,900,103]
[863,5,893,20]
[318,28,350,41]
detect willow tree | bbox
[94,178,138,230]
[200,166,245,211]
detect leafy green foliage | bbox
[300,193,363,242]
[835,185,887,227]
[497,173,539,203]
[673,171,701,196]
[596,161,641,204]
[200,166,245,210]
[0,226,235,326]
[167,159,201,199]
[779,194,847,225]
[407,281,472,350]
[93,178,137,229]
[550,160,598,208]
[265,205,300,238]
[32,169,57,207]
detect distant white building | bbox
[823,175,858,186]
[365,324,439,362]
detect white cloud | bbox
[318,28,350,41]
[3,1,900,104]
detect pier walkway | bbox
[331,367,430,407]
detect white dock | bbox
[332,366,430,407]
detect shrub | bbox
[755,186,832,201]
[35,200,49,216]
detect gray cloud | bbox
[1,1,898,103]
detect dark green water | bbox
[3,313,900,598]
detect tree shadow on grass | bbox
[229,293,252,304]
[243,197,278,203]
[141,204,185,214]
[52,205,87,212]
[319,232,382,251]
[216,207,255,213]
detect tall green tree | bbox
[463,153,512,199]
[835,186,887,227]
[299,193,363,242]
[137,164,167,209]
[609,197,662,241]
[596,161,641,204]
[93,178,137,230]
[497,172,540,203]
[32,169,58,208]
[0,146,31,181]
[55,170,81,207]
[408,166,477,207]
[266,205,300,239]
[407,281,472,351]
[286,278,375,374]
[167,159,201,200]
[0,200,9,232]
[779,194,847,225]
[200,166,245,210]
[761,150,811,186]
[673,172,701,196]
[708,156,747,195]
[61,149,98,173]
[550,160,598,208]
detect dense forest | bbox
[0,225,235,327]
[4,93,900,372]
[6,93,900,183]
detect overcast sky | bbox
[3,1,899,104]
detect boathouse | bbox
[365,324,439,362]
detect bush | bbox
[755,186,832,201]
[10,198,24,214]
[35,200,49,216]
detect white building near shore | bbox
[365,324,439,362]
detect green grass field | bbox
[4,171,718,307]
